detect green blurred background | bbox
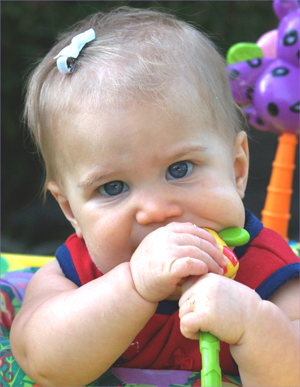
[2,1,299,255]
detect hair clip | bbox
[54,28,95,74]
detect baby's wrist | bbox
[122,262,159,308]
[130,279,160,306]
[231,290,266,349]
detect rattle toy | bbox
[227,0,299,240]
[199,227,250,387]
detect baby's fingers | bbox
[180,312,203,340]
[179,283,211,340]
[166,224,227,269]
[170,257,209,279]
[179,244,225,275]
[166,223,219,249]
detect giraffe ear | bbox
[47,181,83,238]
[233,131,249,199]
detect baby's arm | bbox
[179,274,299,386]
[11,260,157,386]
[236,277,299,387]
[11,222,225,387]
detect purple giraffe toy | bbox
[227,0,299,239]
[227,0,299,135]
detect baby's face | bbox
[53,97,248,274]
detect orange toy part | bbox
[261,132,298,240]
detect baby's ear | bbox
[233,131,249,199]
[47,181,83,238]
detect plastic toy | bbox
[262,132,298,239]
[227,0,299,240]
[199,227,250,387]
[175,227,249,386]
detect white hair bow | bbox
[54,28,96,74]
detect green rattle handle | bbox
[199,227,250,387]
[199,331,222,387]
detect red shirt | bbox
[56,211,299,374]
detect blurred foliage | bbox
[1,1,298,253]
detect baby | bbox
[11,7,299,387]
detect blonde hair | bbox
[23,6,245,192]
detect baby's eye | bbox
[166,161,194,180]
[98,181,129,196]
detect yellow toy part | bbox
[203,228,239,280]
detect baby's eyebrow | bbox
[169,145,207,159]
[77,169,113,190]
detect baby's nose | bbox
[135,194,183,226]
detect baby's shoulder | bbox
[268,277,299,323]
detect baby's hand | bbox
[179,273,262,344]
[130,223,227,303]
